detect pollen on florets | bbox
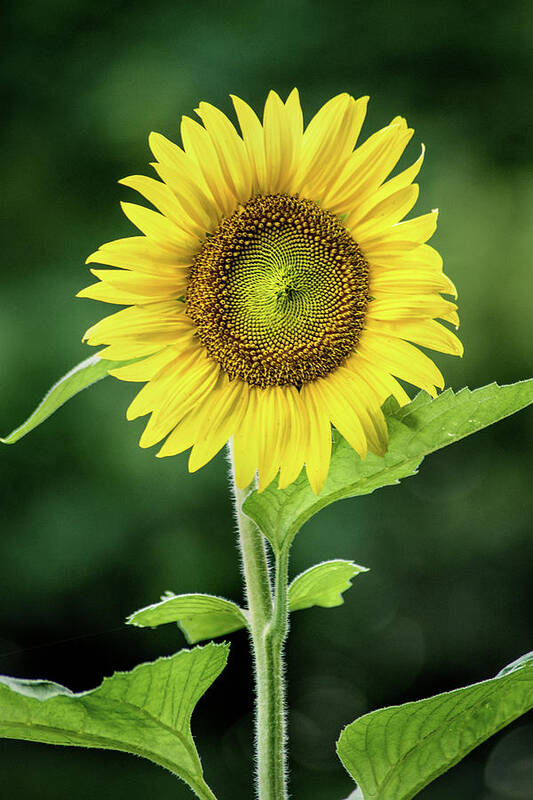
[186,194,370,388]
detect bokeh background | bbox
[1,1,532,798]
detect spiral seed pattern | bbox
[186,194,370,387]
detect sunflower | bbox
[79,90,462,494]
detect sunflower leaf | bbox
[337,652,533,800]
[128,593,249,644]
[244,380,533,551]
[127,567,366,644]
[289,560,368,612]
[0,352,144,445]
[0,643,227,800]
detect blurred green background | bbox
[1,0,532,797]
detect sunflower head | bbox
[79,90,462,494]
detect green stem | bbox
[228,446,290,800]
[263,544,290,795]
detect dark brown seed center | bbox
[186,194,370,388]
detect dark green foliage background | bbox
[1,1,532,797]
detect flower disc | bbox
[186,194,369,387]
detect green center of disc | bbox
[186,194,370,388]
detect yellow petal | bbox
[119,175,204,239]
[324,120,413,214]
[151,161,219,236]
[108,347,179,382]
[96,342,165,360]
[363,241,442,271]
[263,90,294,195]
[195,101,253,204]
[148,131,211,196]
[294,94,368,201]
[322,124,393,210]
[156,404,206,458]
[140,356,220,448]
[284,88,304,151]
[369,144,425,204]
[333,365,388,456]
[83,301,190,348]
[310,374,368,459]
[149,132,220,232]
[362,211,438,248]
[365,319,464,357]
[126,340,199,420]
[348,184,419,240]
[78,269,186,305]
[348,357,411,406]
[232,386,260,488]
[231,94,268,194]
[188,377,248,471]
[121,202,198,254]
[366,295,458,324]
[357,329,444,394]
[300,383,332,495]
[86,236,192,273]
[278,385,306,490]
[369,268,457,298]
[257,385,286,491]
[181,115,237,218]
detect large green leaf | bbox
[244,380,533,551]
[128,593,249,644]
[289,560,368,611]
[337,652,533,800]
[1,352,140,444]
[0,643,228,800]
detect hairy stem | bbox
[228,446,290,800]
